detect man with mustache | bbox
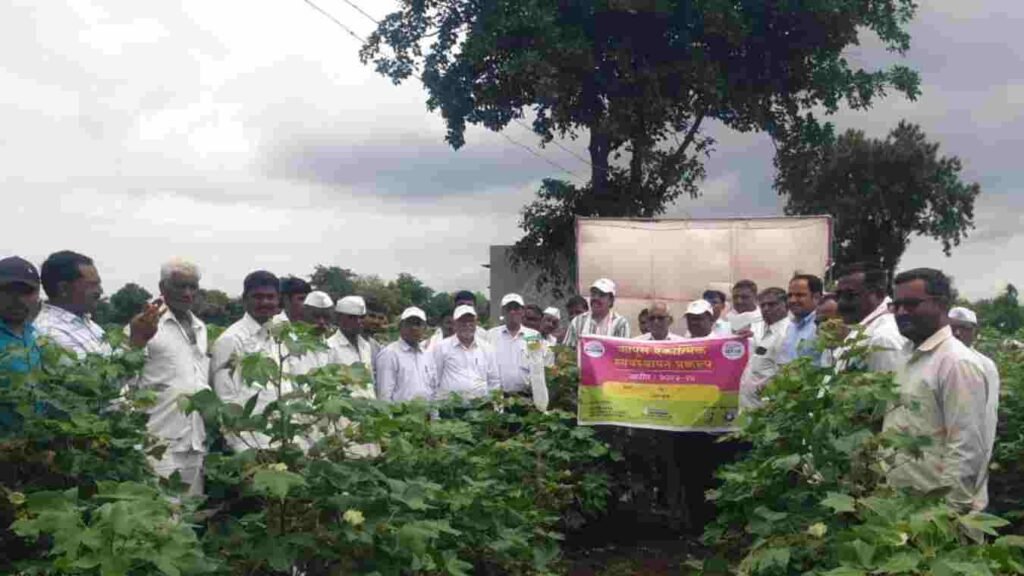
[833,263,908,373]
[0,256,42,374]
[34,250,111,358]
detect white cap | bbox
[685,299,714,317]
[543,307,561,320]
[453,304,478,319]
[590,278,617,296]
[400,306,427,322]
[500,293,525,308]
[336,295,367,316]
[949,306,978,325]
[303,290,334,309]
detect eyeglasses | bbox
[891,296,940,310]
[647,315,670,322]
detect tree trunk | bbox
[589,127,612,212]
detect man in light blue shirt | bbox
[779,274,823,364]
[0,256,43,433]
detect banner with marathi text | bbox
[577,335,749,432]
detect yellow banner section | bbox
[601,381,721,403]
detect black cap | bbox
[454,290,476,303]
[0,257,40,288]
[280,276,311,296]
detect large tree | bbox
[108,283,152,325]
[775,120,980,276]
[362,0,920,292]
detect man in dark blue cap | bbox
[0,256,42,373]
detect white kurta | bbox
[431,336,501,401]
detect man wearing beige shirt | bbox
[883,268,993,511]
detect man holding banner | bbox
[562,278,631,347]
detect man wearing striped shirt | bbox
[34,251,112,358]
[562,278,631,347]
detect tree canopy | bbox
[107,283,152,325]
[361,0,921,292]
[775,120,980,276]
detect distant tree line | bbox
[93,267,488,329]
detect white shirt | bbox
[971,348,1000,470]
[635,332,687,341]
[34,302,112,358]
[562,311,630,347]
[425,325,489,350]
[712,318,734,337]
[132,311,209,453]
[376,339,437,402]
[487,324,541,393]
[431,335,501,400]
[326,331,377,398]
[739,316,792,411]
[210,313,295,451]
[883,326,992,511]
[835,298,910,373]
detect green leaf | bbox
[995,535,1024,548]
[849,539,876,568]
[823,568,867,576]
[252,468,306,499]
[959,512,1009,536]
[878,551,922,574]
[821,492,857,514]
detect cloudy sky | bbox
[2,0,1021,300]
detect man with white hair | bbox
[487,293,543,395]
[635,302,685,341]
[563,278,631,347]
[432,305,500,400]
[126,259,209,495]
[949,306,1001,470]
[327,295,376,398]
[376,307,436,402]
[285,291,335,376]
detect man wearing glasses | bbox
[634,302,685,341]
[883,268,993,512]
[832,263,909,373]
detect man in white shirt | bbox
[635,302,685,341]
[834,263,909,373]
[327,295,377,398]
[273,276,311,325]
[376,307,436,402]
[725,280,763,337]
[34,250,112,358]
[739,288,791,410]
[432,305,500,400]
[425,290,489,350]
[884,268,992,511]
[127,259,209,495]
[487,293,543,395]
[948,306,1000,476]
[211,270,293,452]
[285,291,335,376]
[563,278,631,347]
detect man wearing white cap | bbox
[635,302,686,341]
[683,299,716,339]
[376,307,437,402]
[285,291,335,376]
[562,278,631,348]
[432,304,500,400]
[487,294,543,395]
[424,290,489,350]
[327,295,376,397]
[949,305,1000,472]
[540,307,561,346]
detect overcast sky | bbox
[2,0,1021,300]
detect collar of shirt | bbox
[915,325,954,354]
[398,338,423,353]
[239,312,270,337]
[791,310,816,329]
[859,297,893,328]
[764,316,790,337]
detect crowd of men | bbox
[0,250,1000,514]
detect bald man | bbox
[634,302,685,341]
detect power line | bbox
[300,0,585,181]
